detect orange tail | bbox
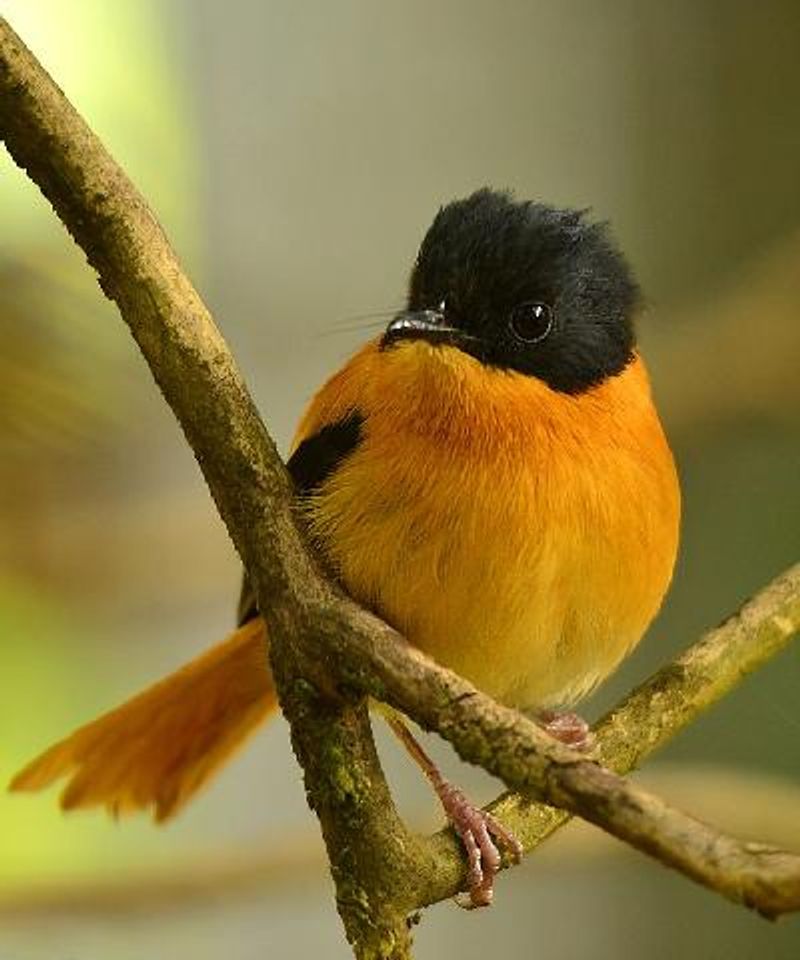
[9,617,276,821]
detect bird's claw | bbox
[537,710,596,753]
[436,780,523,909]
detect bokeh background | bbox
[1,1,799,958]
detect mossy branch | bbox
[2,17,799,959]
[420,563,800,904]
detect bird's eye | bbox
[508,302,553,344]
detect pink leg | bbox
[386,714,523,908]
[537,709,595,752]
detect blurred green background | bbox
[1,1,799,958]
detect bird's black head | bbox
[382,189,640,394]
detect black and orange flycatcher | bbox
[11,189,680,907]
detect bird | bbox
[10,188,681,908]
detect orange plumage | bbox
[10,618,275,819]
[10,339,678,817]
[298,341,679,708]
[10,190,680,832]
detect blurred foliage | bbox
[0,253,127,453]
[0,0,203,899]
[2,0,198,243]
[0,581,172,885]
[0,0,201,458]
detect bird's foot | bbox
[435,778,523,909]
[537,709,595,752]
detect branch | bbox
[6,768,800,917]
[317,565,800,917]
[0,18,420,957]
[2,17,799,956]
[415,563,800,906]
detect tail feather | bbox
[9,617,276,821]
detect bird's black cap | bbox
[385,188,640,395]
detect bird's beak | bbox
[382,309,460,348]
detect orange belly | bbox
[299,341,680,710]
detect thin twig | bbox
[408,563,800,904]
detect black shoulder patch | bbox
[287,412,365,495]
[237,411,365,625]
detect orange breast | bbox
[294,340,680,710]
